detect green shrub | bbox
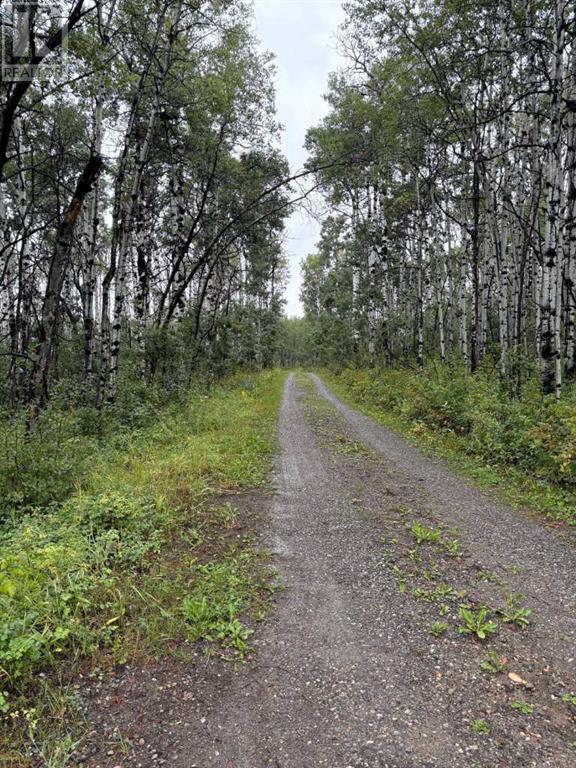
[406,371,473,434]
[0,490,164,685]
[0,412,96,523]
[529,402,576,485]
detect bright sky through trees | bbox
[253,0,345,316]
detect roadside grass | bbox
[0,370,285,766]
[316,368,576,526]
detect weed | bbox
[562,693,576,706]
[183,527,204,549]
[458,605,498,640]
[209,503,237,529]
[511,699,534,715]
[430,621,448,637]
[413,583,455,603]
[407,548,422,565]
[180,557,256,659]
[334,435,371,457]
[390,564,407,594]
[442,538,462,557]
[497,594,531,629]
[477,570,502,585]
[410,521,441,545]
[35,733,79,768]
[433,583,457,601]
[480,650,508,673]
[471,718,490,734]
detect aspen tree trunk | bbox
[133,191,152,373]
[168,157,187,321]
[430,191,445,364]
[10,120,33,405]
[540,0,566,398]
[398,246,409,364]
[0,195,11,333]
[29,154,103,424]
[351,193,361,353]
[366,183,378,366]
[377,184,392,364]
[445,213,455,355]
[494,21,513,379]
[470,146,482,372]
[459,193,469,371]
[81,84,103,394]
[563,45,576,375]
[415,180,424,369]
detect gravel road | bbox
[84,373,576,768]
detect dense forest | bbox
[0,0,293,421]
[303,0,576,399]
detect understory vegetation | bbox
[320,366,576,525]
[0,370,284,765]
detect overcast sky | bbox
[253,0,345,317]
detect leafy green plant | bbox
[480,650,508,674]
[471,718,490,734]
[430,621,448,637]
[209,503,237,529]
[180,557,257,659]
[497,594,531,629]
[334,436,371,457]
[413,583,455,603]
[477,570,502,585]
[442,538,462,556]
[390,564,407,594]
[511,699,534,715]
[407,548,422,565]
[458,605,498,640]
[410,521,441,545]
[562,693,576,706]
[432,583,456,601]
